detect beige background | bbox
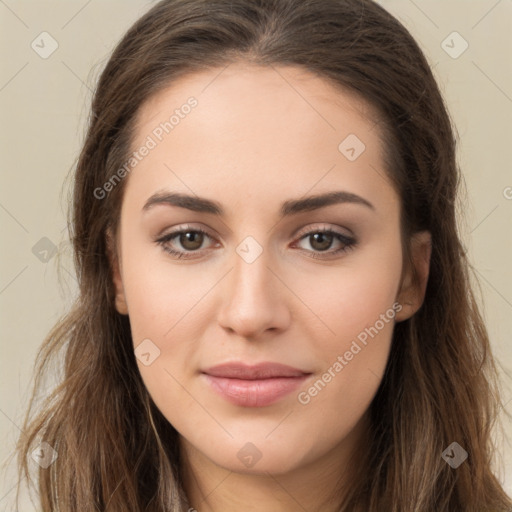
[1,0,511,508]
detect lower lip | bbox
[202,374,309,407]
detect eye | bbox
[155,224,357,260]
[155,225,217,260]
[293,227,356,259]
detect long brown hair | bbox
[13,0,512,510]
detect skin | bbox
[109,62,431,512]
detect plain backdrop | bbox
[1,0,511,509]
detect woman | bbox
[15,0,512,510]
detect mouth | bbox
[201,362,312,407]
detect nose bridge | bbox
[217,237,289,337]
[231,242,272,299]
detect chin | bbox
[202,437,311,475]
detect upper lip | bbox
[202,362,311,380]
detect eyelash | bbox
[155,225,357,260]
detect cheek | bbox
[295,234,403,359]
[123,259,207,425]
[291,232,402,410]
[118,219,205,344]
[291,263,401,454]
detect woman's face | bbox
[110,62,430,476]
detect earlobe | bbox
[394,230,432,322]
[106,229,129,315]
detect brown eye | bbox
[294,228,356,260]
[178,231,205,251]
[308,232,334,252]
[156,226,215,260]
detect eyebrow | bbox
[142,190,375,217]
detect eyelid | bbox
[157,223,216,240]
[158,222,352,244]
[292,222,353,240]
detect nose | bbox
[217,248,291,339]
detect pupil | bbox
[311,233,332,251]
[181,231,203,250]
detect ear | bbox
[106,228,129,315]
[394,230,432,322]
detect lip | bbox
[201,362,311,407]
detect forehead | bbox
[124,62,396,218]
[135,62,382,143]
